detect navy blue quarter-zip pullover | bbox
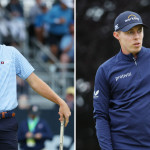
[93,47,150,150]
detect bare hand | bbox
[58,101,71,127]
[34,133,42,139]
[25,132,33,138]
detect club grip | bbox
[59,119,65,150]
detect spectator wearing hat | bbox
[18,105,53,150]
[65,87,74,110]
[44,0,73,58]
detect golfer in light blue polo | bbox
[0,44,71,149]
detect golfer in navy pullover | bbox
[93,11,150,150]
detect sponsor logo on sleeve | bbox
[94,90,99,98]
[115,24,119,31]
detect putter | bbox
[59,118,65,150]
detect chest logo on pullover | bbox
[94,90,99,98]
[115,72,132,82]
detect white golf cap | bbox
[60,0,74,8]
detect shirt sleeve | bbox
[93,66,113,150]
[14,47,35,80]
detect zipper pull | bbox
[133,57,137,66]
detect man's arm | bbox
[26,72,71,127]
[93,66,113,150]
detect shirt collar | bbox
[117,46,145,61]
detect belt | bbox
[0,111,15,119]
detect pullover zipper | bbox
[133,57,137,66]
[133,57,141,78]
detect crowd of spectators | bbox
[0,0,74,107]
[0,1,74,149]
[28,0,74,64]
[0,0,26,46]
[0,0,74,60]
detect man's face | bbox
[114,25,144,56]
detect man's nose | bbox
[134,32,140,39]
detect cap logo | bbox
[115,24,119,31]
[125,14,139,22]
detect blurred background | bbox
[0,0,74,149]
[76,0,150,150]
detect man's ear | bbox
[113,31,120,40]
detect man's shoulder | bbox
[0,44,15,51]
[95,54,118,79]
[140,46,150,58]
[143,46,150,53]
[100,55,118,71]
[0,45,16,57]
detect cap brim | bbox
[120,23,148,32]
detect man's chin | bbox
[132,46,142,53]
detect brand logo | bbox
[125,14,139,22]
[115,24,119,31]
[94,90,99,98]
[0,60,12,65]
[5,60,11,64]
[115,72,132,82]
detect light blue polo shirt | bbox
[0,45,34,112]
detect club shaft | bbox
[59,120,64,150]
